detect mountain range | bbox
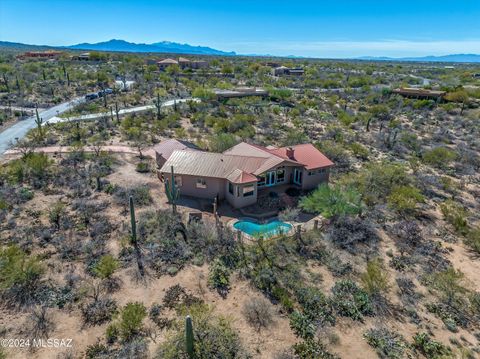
[0,39,235,56]
[1,39,480,62]
[357,54,480,63]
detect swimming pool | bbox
[233,219,293,238]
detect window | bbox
[308,171,315,176]
[257,174,266,187]
[228,182,234,195]
[242,185,255,197]
[196,178,207,188]
[173,176,182,187]
[277,169,285,182]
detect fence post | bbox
[314,219,319,230]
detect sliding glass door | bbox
[293,168,303,185]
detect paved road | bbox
[0,97,84,154]
[46,98,200,124]
[0,97,199,155]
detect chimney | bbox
[286,147,295,159]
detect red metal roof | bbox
[159,141,334,181]
[268,144,334,170]
[226,169,258,184]
[153,139,199,160]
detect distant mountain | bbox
[66,39,235,56]
[357,54,480,63]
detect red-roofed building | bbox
[158,140,333,209]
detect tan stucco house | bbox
[158,141,333,209]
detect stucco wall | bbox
[166,174,226,200]
[301,168,330,190]
[225,181,258,208]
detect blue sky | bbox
[1,0,479,58]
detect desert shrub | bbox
[114,339,149,359]
[412,332,452,359]
[6,153,52,187]
[93,254,119,280]
[110,302,147,342]
[387,185,424,215]
[0,245,44,307]
[422,147,457,169]
[149,303,174,330]
[26,306,54,339]
[331,280,373,320]
[295,287,336,327]
[364,328,406,359]
[440,200,469,234]
[292,339,340,359]
[208,258,231,297]
[114,185,152,207]
[361,258,390,297]
[242,297,274,332]
[85,342,110,359]
[289,310,316,339]
[349,142,369,159]
[156,303,248,358]
[464,227,480,254]
[328,216,379,253]
[82,298,117,326]
[209,133,239,152]
[390,220,422,255]
[48,201,66,229]
[300,184,363,219]
[162,284,187,309]
[427,267,468,306]
[278,207,300,222]
[135,162,150,173]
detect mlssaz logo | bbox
[32,338,73,348]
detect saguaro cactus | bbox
[35,106,44,140]
[165,166,180,213]
[185,315,194,358]
[129,195,144,276]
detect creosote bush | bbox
[242,297,274,332]
[156,303,249,358]
[364,328,406,359]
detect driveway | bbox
[0,97,84,154]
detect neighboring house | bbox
[273,66,305,76]
[153,138,201,168]
[392,87,446,100]
[158,141,333,209]
[17,51,63,60]
[214,87,268,99]
[157,58,179,70]
[157,58,208,71]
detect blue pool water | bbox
[233,219,292,238]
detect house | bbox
[392,87,446,100]
[157,58,179,70]
[178,57,191,69]
[273,66,305,76]
[17,51,62,60]
[214,87,268,99]
[153,139,201,168]
[75,52,91,61]
[158,141,333,209]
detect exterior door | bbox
[293,169,303,185]
[266,171,276,186]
